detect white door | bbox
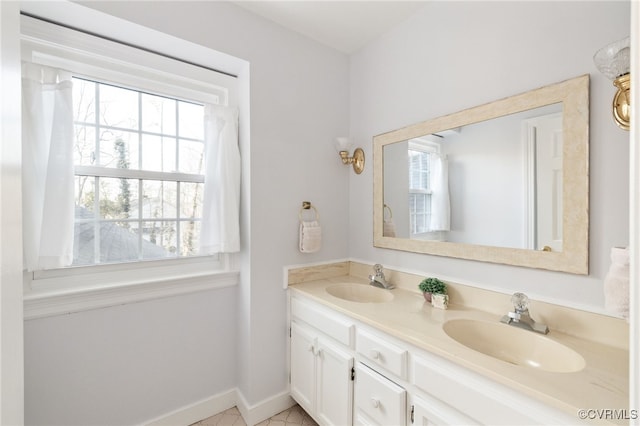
[524,112,563,252]
[316,337,354,426]
[535,113,563,252]
[290,322,316,414]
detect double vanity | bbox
[287,261,629,425]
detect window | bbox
[21,8,243,319]
[408,140,438,237]
[22,14,239,273]
[73,78,206,266]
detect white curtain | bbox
[429,153,451,231]
[200,104,241,254]
[22,63,75,270]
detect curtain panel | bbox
[200,104,241,254]
[22,63,75,270]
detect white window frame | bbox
[408,139,439,238]
[21,14,241,319]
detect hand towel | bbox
[383,219,396,237]
[299,220,322,253]
[604,247,629,320]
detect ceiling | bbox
[232,1,428,54]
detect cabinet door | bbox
[290,322,316,414]
[354,363,405,426]
[316,338,354,426]
[411,395,479,426]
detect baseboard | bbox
[142,388,295,426]
[236,389,296,426]
[143,389,236,426]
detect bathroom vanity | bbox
[287,262,629,426]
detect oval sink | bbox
[443,319,586,373]
[326,284,394,303]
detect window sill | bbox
[24,267,239,320]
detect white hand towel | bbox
[604,247,629,320]
[383,220,396,237]
[299,220,322,253]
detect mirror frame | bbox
[373,75,589,274]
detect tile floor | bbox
[192,404,318,426]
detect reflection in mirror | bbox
[374,75,589,274]
[383,103,563,250]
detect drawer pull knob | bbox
[370,398,380,408]
[370,350,380,360]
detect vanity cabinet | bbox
[290,297,355,426]
[289,292,579,426]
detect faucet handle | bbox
[511,292,529,312]
[373,264,384,274]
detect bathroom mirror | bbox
[373,75,589,274]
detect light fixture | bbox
[335,137,365,174]
[594,36,631,130]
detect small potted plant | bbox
[418,277,447,303]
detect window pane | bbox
[99,221,140,263]
[99,84,139,130]
[74,124,96,166]
[73,79,96,125]
[142,180,177,219]
[99,129,139,169]
[75,176,96,217]
[178,102,203,140]
[142,221,177,259]
[141,135,176,172]
[409,150,430,190]
[99,177,139,220]
[180,221,201,256]
[180,182,203,218]
[141,93,176,135]
[73,221,95,266]
[178,139,204,174]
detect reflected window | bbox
[408,140,438,237]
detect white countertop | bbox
[289,276,629,425]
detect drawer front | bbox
[357,328,407,378]
[291,296,354,347]
[411,354,568,425]
[354,363,406,426]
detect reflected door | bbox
[530,113,563,252]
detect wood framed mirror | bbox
[373,75,589,274]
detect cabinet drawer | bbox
[357,328,407,378]
[411,354,559,425]
[291,297,354,347]
[354,363,406,426]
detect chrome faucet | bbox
[500,292,549,334]
[369,264,395,290]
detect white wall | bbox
[23,1,350,424]
[25,289,238,425]
[0,2,25,425]
[349,1,630,313]
[18,1,632,425]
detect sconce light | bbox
[594,36,630,130]
[335,137,365,174]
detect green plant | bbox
[418,277,447,295]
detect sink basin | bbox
[326,284,394,303]
[443,319,586,373]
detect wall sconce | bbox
[594,36,630,130]
[335,137,365,174]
